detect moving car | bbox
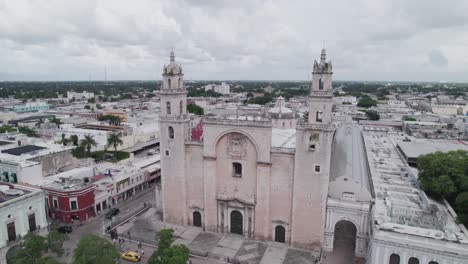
[105,208,120,219]
[57,226,73,234]
[121,251,141,262]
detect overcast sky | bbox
[1,0,467,82]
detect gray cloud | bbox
[0,0,467,81]
[428,49,448,67]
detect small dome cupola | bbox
[163,50,183,76]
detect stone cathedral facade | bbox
[159,49,334,249]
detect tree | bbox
[80,135,97,155]
[49,116,62,128]
[35,118,44,128]
[87,97,96,103]
[61,133,68,146]
[417,150,468,225]
[357,96,377,108]
[18,126,39,137]
[72,234,118,264]
[70,134,79,146]
[187,103,204,115]
[364,110,380,120]
[107,132,123,152]
[0,124,16,133]
[96,103,103,109]
[403,116,417,121]
[84,105,91,110]
[15,232,67,264]
[148,229,189,264]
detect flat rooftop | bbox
[362,127,468,243]
[2,145,47,156]
[397,139,468,159]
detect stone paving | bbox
[118,208,320,264]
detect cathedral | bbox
[158,50,468,264]
[159,49,334,249]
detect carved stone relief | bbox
[226,133,248,159]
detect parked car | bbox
[57,226,73,234]
[105,208,120,219]
[121,251,141,262]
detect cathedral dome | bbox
[268,96,294,119]
[163,50,183,75]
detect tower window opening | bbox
[309,144,316,151]
[166,101,171,115]
[316,111,323,122]
[315,165,321,172]
[233,162,242,177]
[165,150,170,156]
[168,126,174,139]
[180,101,183,115]
[168,78,171,89]
[178,78,181,88]
[319,78,324,90]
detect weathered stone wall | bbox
[29,150,78,176]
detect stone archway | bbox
[331,220,357,263]
[230,210,243,235]
[193,211,202,227]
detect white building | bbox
[0,184,48,260]
[334,96,357,105]
[12,102,49,113]
[67,91,95,101]
[204,82,230,95]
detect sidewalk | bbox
[116,208,320,264]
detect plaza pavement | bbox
[115,208,320,264]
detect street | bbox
[54,188,222,264]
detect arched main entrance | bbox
[230,210,243,235]
[332,220,357,262]
[193,211,201,227]
[275,225,286,243]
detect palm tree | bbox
[61,133,68,146]
[35,118,44,128]
[80,135,97,155]
[49,116,62,128]
[107,132,123,152]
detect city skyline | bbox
[1,0,468,82]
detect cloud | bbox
[0,0,467,81]
[428,49,448,67]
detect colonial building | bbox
[160,49,334,249]
[159,50,468,263]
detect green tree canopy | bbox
[357,95,378,108]
[18,126,39,137]
[148,229,189,264]
[72,234,118,264]
[417,150,468,225]
[187,103,204,115]
[364,110,380,120]
[15,232,67,264]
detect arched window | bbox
[389,254,400,264]
[275,225,286,243]
[233,162,242,177]
[180,100,183,115]
[168,126,174,139]
[166,101,171,115]
[167,78,171,89]
[178,78,181,88]
[408,257,419,264]
[319,78,324,90]
[428,262,438,264]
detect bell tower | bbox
[159,50,189,225]
[291,49,334,249]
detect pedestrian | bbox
[140,249,144,256]
[138,241,142,249]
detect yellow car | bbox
[121,251,141,262]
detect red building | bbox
[43,183,96,223]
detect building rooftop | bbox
[0,183,42,207]
[329,123,372,202]
[362,128,468,244]
[397,139,468,159]
[2,145,47,156]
